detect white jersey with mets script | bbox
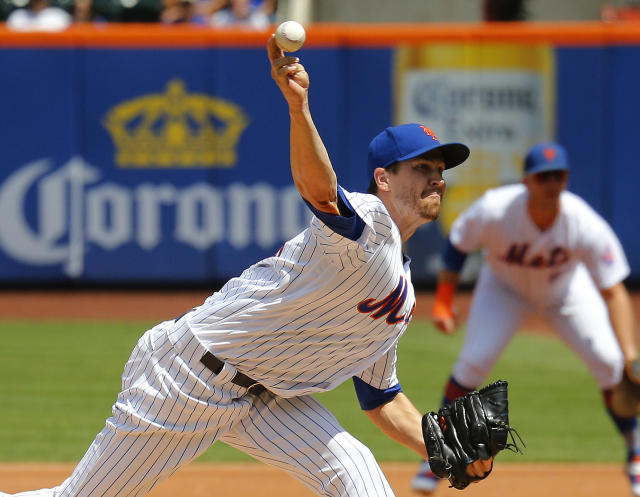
[449,183,630,307]
[168,186,416,398]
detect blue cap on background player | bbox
[367,123,470,179]
[524,142,570,175]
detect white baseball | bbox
[275,21,306,52]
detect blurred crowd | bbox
[1,0,277,30]
[3,0,637,35]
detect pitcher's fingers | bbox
[466,457,493,477]
[267,35,284,62]
[277,63,304,77]
[273,57,300,71]
[479,458,493,472]
[475,458,493,475]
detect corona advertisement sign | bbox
[0,25,639,284]
[104,79,248,169]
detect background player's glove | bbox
[421,380,524,490]
[611,360,640,418]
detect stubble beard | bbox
[421,198,441,221]
[416,188,442,221]
[398,187,441,223]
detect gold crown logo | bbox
[103,79,249,168]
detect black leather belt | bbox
[200,351,265,394]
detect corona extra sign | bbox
[0,158,308,278]
[103,79,248,168]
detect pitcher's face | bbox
[391,152,446,222]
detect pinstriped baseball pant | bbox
[8,322,394,497]
[452,265,624,390]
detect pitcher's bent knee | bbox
[310,433,394,497]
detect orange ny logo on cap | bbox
[420,125,438,141]
[543,147,556,162]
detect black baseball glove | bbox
[422,380,524,490]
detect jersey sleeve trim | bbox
[304,185,366,241]
[352,376,402,410]
[442,238,468,272]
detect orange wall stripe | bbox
[1,21,640,48]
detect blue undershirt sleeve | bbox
[304,185,366,241]
[352,376,403,410]
[442,239,468,272]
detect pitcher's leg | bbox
[8,325,250,497]
[222,391,394,497]
[10,415,221,497]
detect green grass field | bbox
[0,319,625,464]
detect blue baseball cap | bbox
[367,123,470,179]
[524,142,570,175]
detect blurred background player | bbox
[411,142,640,495]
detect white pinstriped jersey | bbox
[169,187,416,398]
[449,184,630,306]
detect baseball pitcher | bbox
[1,34,521,497]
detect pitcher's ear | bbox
[373,167,391,192]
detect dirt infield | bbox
[0,290,505,323]
[0,461,631,496]
[4,288,638,334]
[7,288,640,332]
[2,289,640,496]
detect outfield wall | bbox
[0,23,639,285]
